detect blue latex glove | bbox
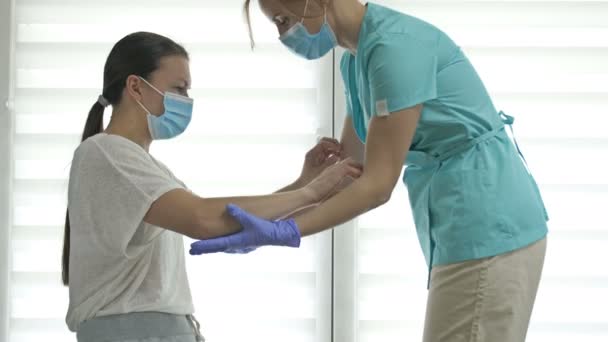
[189,204,301,255]
[224,247,258,254]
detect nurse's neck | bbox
[328,0,367,55]
[105,106,153,153]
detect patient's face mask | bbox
[136,77,194,140]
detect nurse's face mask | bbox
[279,0,338,60]
[136,77,194,140]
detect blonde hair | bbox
[244,0,323,49]
[243,0,255,49]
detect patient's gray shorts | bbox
[77,312,205,342]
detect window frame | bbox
[1,0,16,341]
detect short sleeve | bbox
[367,35,438,116]
[340,52,355,117]
[68,137,185,252]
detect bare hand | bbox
[297,137,343,186]
[304,157,363,203]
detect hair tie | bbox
[97,95,110,108]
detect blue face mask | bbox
[137,77,194,140]
[279,2,337,60]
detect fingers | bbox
[335,157,363,178]
[319,138,342,155]
[320,153,340,168]
[317,136,340,146]
[344,165,363,179]
[226,203,244,218]
[341,157,363,168]
[226,203,263,232]
[226,203,254,228]
[189,239,231,255]
[311,137,343,164]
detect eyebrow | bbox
[278,9,318,20]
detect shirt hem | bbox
[431,227,548,267]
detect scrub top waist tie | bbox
[405,111,520,289]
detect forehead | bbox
[259,0,307,19]
[155,55,191,83]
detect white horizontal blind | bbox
[335,1,608,341]
[9,1,333,341]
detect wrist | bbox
[276,178,305,193]
[292,177,306,189]
[299,185,319,206]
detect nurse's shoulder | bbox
[364,3,456,55]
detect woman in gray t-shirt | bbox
[63,31,361,341]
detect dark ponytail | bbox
[62,32,189,286]
[61,101,105,286]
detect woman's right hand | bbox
[304,157,363,203]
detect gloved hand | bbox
[189,204,301,255]
[224,247,258,254]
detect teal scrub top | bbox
[340,3,548,268]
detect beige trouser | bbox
[423,238,547,342]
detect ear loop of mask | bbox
[299,0,329,24]
[136,76,164,115]
[139,77,164,97]
[300,0,310,24]
[304,0,332,34]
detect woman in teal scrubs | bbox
[191,1,548,340]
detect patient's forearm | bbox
[275,179,304,193]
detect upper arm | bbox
[357,37,432,195]
[361,105,422,198]
[340,116,365,164]
[339,53,365,164]
[339,52,355,118]
[143,189,206,239]
[70,140,194,248]
[368,37,437,116]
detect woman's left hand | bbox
[297,137,343,186]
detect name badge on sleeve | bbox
[376,99,389,117]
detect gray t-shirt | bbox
[65,133,194,332]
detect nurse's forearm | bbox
[293,106,419,236]
[294,176,390,237]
